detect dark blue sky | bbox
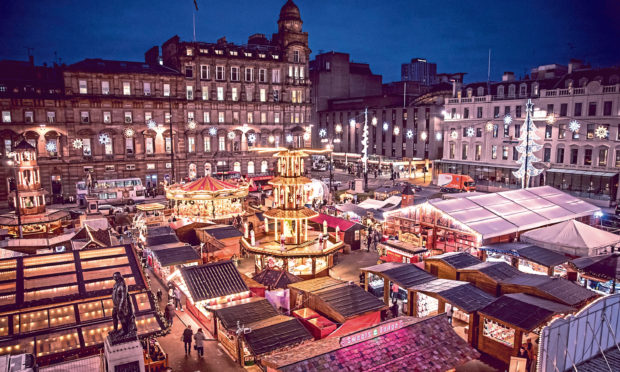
[1,0,619,83]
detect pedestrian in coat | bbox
[182,325,193,355]
[167,286,174,303]
[174,287,183,311]
[193,328,207,357]
[164,301,175,327]
[156,288,162,303]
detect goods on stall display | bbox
[416,293,438,318]
[483,318,514,347]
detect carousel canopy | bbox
[170,176,245,194]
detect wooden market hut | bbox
[253,267,302,290]
[360,262,435,309]
[196,224,243,261]
[424,251,482,280]
[479,242,570,277]
[309,213,365,251]
[150,243,201,280]
[477,293,575,364]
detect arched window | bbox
[497,86,504,97]
[188,163,197,179]
[233,162,241,172]
[476,87,484,96]
[532,83,539,96]
[247,161,255,174]
[519,84,527,97]
[565,79,573,89]
[261,160,268,173]
[466,88,473,98]
[579,77,588,87]
[204,163,212,176]
[508,84,516,97]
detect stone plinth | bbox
[104,335,145,372]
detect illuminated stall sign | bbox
[339,319,404,347]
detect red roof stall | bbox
[309,213,366,251]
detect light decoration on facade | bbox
[146,119,157,130]
[361,117,369,172]
[268,135,275,143]
[372,117,377,126]
[286,134,294,143]
[227,131,236,140]
[503,114,512,125]
[406,129,414,139]
[513,99,543,188]
[209,127,217,136]
[421,131,428,141]
[393,126,400,136]
[568,120,581,133]
[595,126,609,139]
[349,118,356,126]
[383,122,389,131]
[450,130,458,139]
[319,128,327,138]
[435,132,442,141]
[72,139,83,149]
[335,124,342,133]
[247,133,256,143]
[99,133,111,144]
[486,122,494,132]
[123,127,135,138]
[466,127,475,137]
[303,132,310,141]
[186,120,197,130]
[46,141,57,152]
[546,114,556,124]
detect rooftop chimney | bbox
[502,71,515,81]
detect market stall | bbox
[378,239,427,264]
[150,243,201,281]
[136,203,168,226]
[477,293,575,364]
[571,252,620,294]
[309,213,365,251]
[195,224,243,262]
[479,242,569,277]
[165,176,249,223]
[424,251,482,280]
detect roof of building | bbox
[180,260,248,302]
[71,225,112,248]
[214,297,278,329]
[479,293,574,331]
[147,226,175,237]
[199,225,243,240]
[150,244,200,267]
[410,279,495,313]
[503,275,597,307]
[361,262,436,288]
[288,276,344,293]
[314,283,387,319]
[13,140,36,150]
[574,347,620,372]
[459,261,523,281]
[244,316,313,356]
[480,242,569,267]
[425,251,482,269]
[279,0,301,22]
[309,213,364,232]
[146,233,179,247]
[263,315,479,372]
[67,58,179,75]
[170,176,242,193]
[252,267,302,289]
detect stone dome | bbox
[279,0,301,22]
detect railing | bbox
[474,97,487,102]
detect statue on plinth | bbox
[108,271,137,344]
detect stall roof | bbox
[288,277,344,293]
[244,316,313,356]
[425,252,482,269]
[314,283,387,319]
[71,225,112,248]
[253,268,302,289]
[180,260,248,302]
[262,315,479,372]
[361,262,436,288]
[334,203,369,217]
[480,242,569,267]
[479,293,574,331]
[309,213,364,232]
[410,279,495,313]
[146,233,179,247]
[459,261,522,281]
[151,244,200,267]
[420,186,600,239]
[573,348,620,372]
[197,225,243,240]
[147,226,175,237]
[214,297,278,329]
[503,275,597,307]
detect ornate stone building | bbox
[0,0,311,203]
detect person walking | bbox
[167,286,174,303]
[193,328,207,357]
[164,301,175,327]
[182,325,193,355]
[174,287,183,311]
[446,305,453,325]
[156,288,162,303]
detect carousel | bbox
[165,176,249,223]
[240,148,344,279]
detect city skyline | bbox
[1,0,619,83]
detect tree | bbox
[512,99,543,188]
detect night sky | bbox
[1,0,619,83]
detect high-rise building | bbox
[401,58,438,85]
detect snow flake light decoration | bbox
[383,122,389,131]
[503,115,512,125]
[99,133,110,144]
[335,124,342,133]
[123,127,135,138]
[486,122,494,132]
[268,135,275,143]
[46,141,57,152]
[393,126,400,136]
[286,134,294,143]
[450,130,458,139]
[435,132,442,141]
[319,128,327,138]
[406,129,413,139]
[209,127,217,136]
[146,119,157,130]
[248,133,256,143]
[227,131,236,140]
[349,118,356,126]
[421,131,428,141]
[466,127,475,137]
[303,132,310,141]
[72,139,83,149]
[186,120,197,130]
[568,120,581,133]
[595,126,609,139]
[372,117,377,126]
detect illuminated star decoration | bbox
[268,135,275,143]
[451,130,458,139]
[486,122,494,132]
[209,127,217,136]
[435,132,442,141]
[319,128,327,138]
[46,141,57,152]
[372,117,377,126]
[72,139,83,149]
[123,127,135,138]
[568,120,581,133]
[247,133,256,143]
[503,114,512,125]
[187,120,197,130]
[286,134,294,143]
[227,131,236,140]
[383,122,389,131]
[406,129,413,139]
[303,132,310,141]
[99,133,110,144]
[393,126,400,136]
[146,119,157,130]
[595,126,609,139]
[466,127,475,137]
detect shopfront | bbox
[545,168,618,205]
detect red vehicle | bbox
[437,173,476,192]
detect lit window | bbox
[186,48,193,56]
[145,112,152,122]
[165,113,171,123]
[124,112,132,123]
[202,87,208,100]
[165,137,172,153]
[163,84,170,97]
[143,82,151,95]
[203,112,210,123]
[80,111,90,123]
[204,137,211,152]
[125,138,134,154]
[145,138,154,154]
[46,111,55,123]
[186,86,193,100]
[83,139,92,156]
[247,112,253,123]
[232,88,238,101]
[261,112,267,124]
[104,137,113,155]
[79,80,87,94]
[24,111,33,123]
[272,69,280,83]
[187,112,194,123]
[219,136,225,151]
[247,161,254,174]
[101,81,109,95]
[188,136,195,153]
[218,112,225,123]
[274,112,280,123]
[123,82,131,95]
[103,112,111,124]
[217,87,224,101]
[260,89,266,102]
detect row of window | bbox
[452,123,616,141]
[2,111,56,124]
[187,160,270,177]
[449,100,615,120]
[449,142,620,167]
[75,110,304,125]
[185,46,301,63]
[184,64,298,83]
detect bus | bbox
[76,177,146,206]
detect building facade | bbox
[401,58,438,86]
[0,0,312,203]
[438,62,620,206]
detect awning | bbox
[309,213,363,232]
[546,168,618,177]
